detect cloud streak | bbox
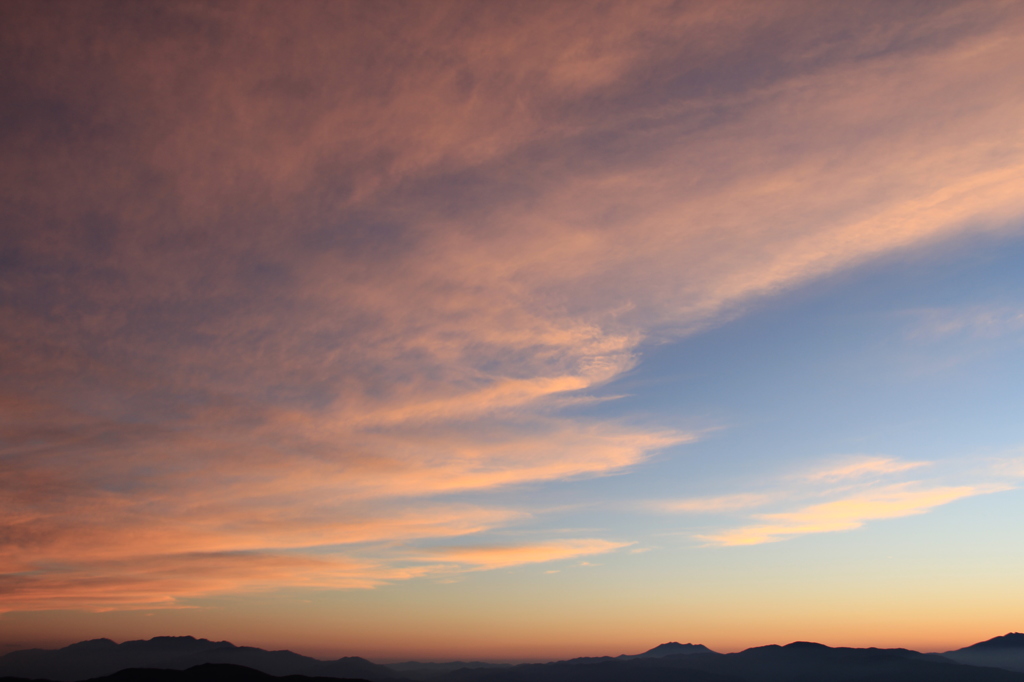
[803,457,931,482]
[699,483,1008,546]
[424,539,631,571]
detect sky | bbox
[2,0,1024,662]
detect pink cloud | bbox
[4,1,1024,610]
[423,539,631,571]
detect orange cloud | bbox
[663,454,1018,546]
[0,394,672,610]
[698,483,1010,546]
[4,1,1024,611]
[0,551,436,613]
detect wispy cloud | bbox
[803,457,931,482]
[906,306,1024,339]
[991,454,1024,478]
[4,1,1024,609]
[661,455,1015,546]
[658,493,780,513]
[699,483,1008,546]
[423,539,630,571]
[0,551,436,612]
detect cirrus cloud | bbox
[4,0,1024,610]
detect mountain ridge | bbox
[0,638,395,682]
[944,633,1024,672]
[4,634,1024,682]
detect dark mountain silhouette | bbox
[0,638,396,682]
[945,633,1024,672]
[384,663,510,681]
[653,641,1020,682]
[444,641,1024,682]
[444,660,738,682]
[634,642,715,658]
[956,634,1024,651]
[562,641,720,666]
[6,635,1024,682]
[2,663,368,682]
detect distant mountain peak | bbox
[637,642,715,658]
[783,642,831,650]
[119,636,235,653]
[957,633,1024,651]
[64,639,118,652]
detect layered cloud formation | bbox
[3,0,1024,610]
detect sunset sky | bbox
[3,0,1024,662]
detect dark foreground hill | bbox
[384,662,510,681]
[0,640,710,682]
[0,639,396,682]
[2,663,368,682]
